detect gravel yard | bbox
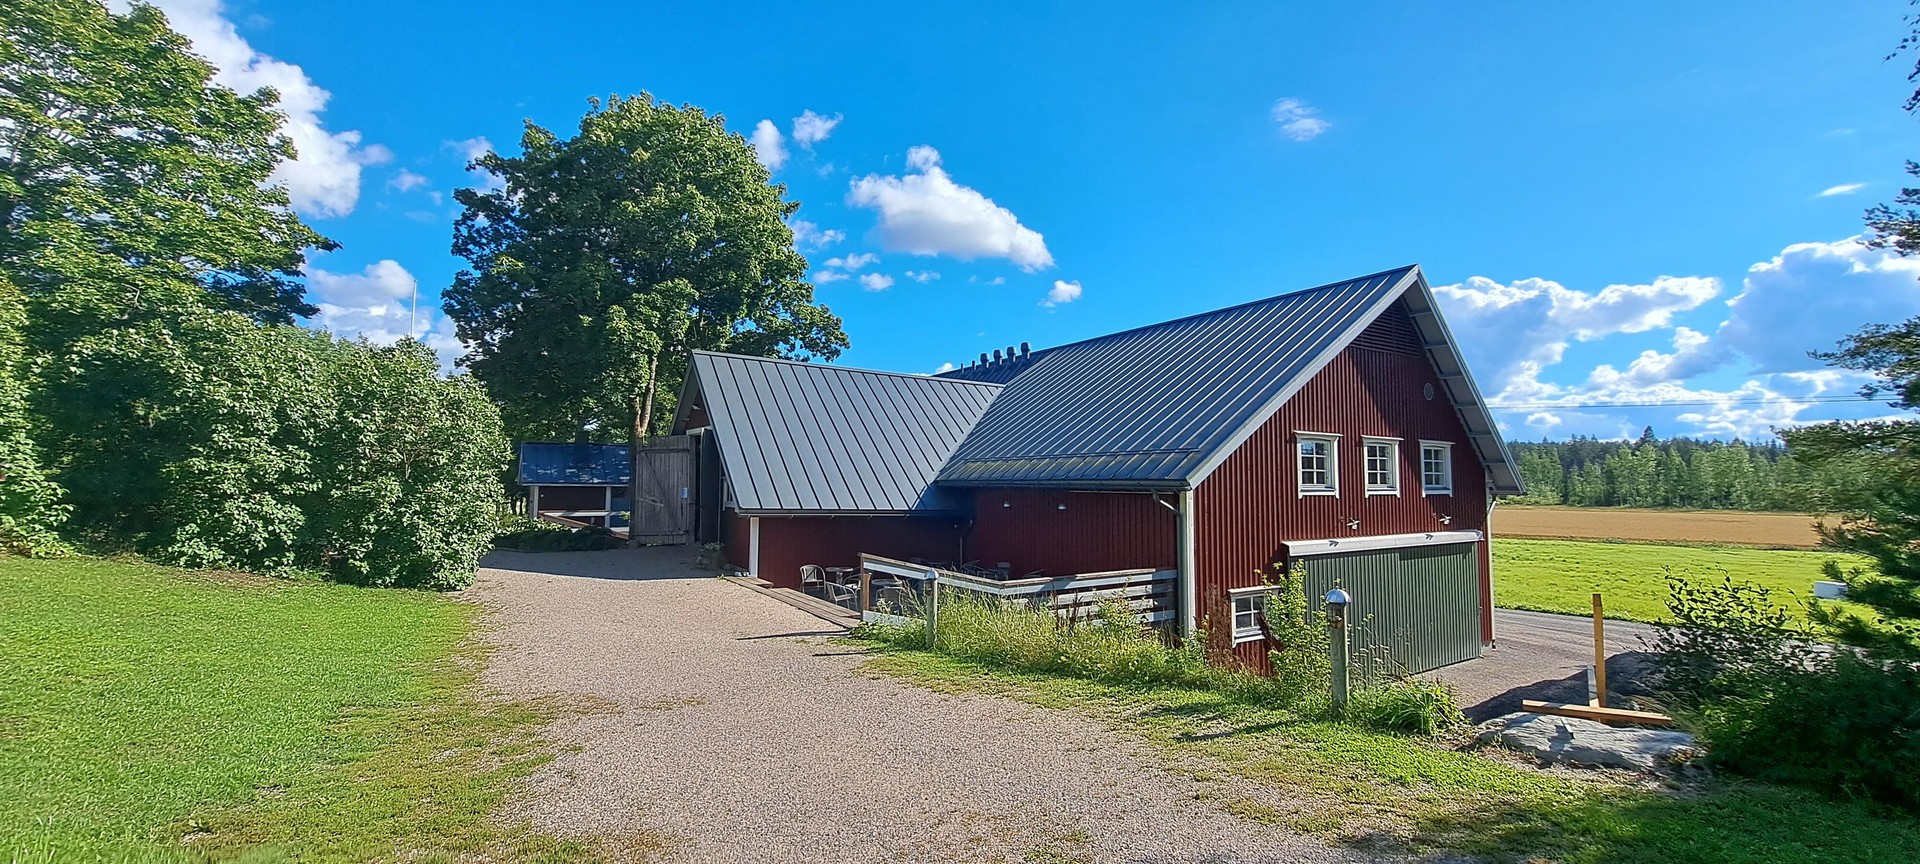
[469,548,1357,864]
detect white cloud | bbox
[813,270,850,283]
[1818,183,1866,197]
[306,259,463,368]
[1042,279,1082,308]
[824,252,878,271]
[934,361,957,374]
[1721,237,1920,372]
[1525,411,1563,430]
[858,273,894,291]
[750,120,786,171]
[144,0,382,218]
[791,220,844,251]
[905,270,940,283]
[446,136,504,192]
[791,110,842,149]
[1270,98,1331,142]
[388,168,429,192]
[847,146,1053,271]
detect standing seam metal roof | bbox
[687,351,1002,513]
[935,267,1419,488]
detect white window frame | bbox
[1295,431,1341,497]
[1362,436,1401,496]
[1420,440,1454,496]
[1229,586,1267,645]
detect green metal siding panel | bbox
[1298,542,1482,677]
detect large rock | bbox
[1478,712,1698,773]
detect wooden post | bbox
[1591,593,1606,708]
[925,570,940,649]
[860,570,873,615]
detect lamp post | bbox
[1325,588,1352,708]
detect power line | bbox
[1486,395,1883,410]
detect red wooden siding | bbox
[725,510,752,571]
[746,514,967,589]
[967,489,1179,577]
[1193,342,1491,669]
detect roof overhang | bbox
[1285,529,1486,557]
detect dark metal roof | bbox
[935,265,1522,492]
[687,351,1002,513]
[517,442,631,486]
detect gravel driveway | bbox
[469,548,1357,864]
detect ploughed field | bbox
[1494,505,1822,549]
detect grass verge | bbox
[1493,538,1870,623]
[859,646,1920,864]
[0,555,604,863]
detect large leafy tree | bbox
[0,275,68,555]
[1781,9,1920,652]
[0,0,330,344]
[443,93,847,534]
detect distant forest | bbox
[1508,430,1857,512]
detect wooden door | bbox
[629,435,694,545]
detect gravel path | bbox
[469,548,1360,864]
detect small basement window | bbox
[1296,433,1339,496]
[1230,590,1265,645]
[1421,441,1453,495]
[1363,437,1400,495]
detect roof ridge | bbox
[1017,264,1418,358]
[693,349,1005,389]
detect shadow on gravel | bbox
[1458,651,1662,722]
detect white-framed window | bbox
[1363,437,1400,495]
[1420,440,1454,495]
[1230,588,1266,645]
[1296,432,1340,496]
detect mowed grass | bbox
[862,648,1920,864]
[1493,538,1869,623]
[0,556,596,863]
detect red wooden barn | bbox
[669,265,1523,672]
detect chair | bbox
[800,564,826,593]
[820,579,859,610]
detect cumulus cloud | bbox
[791,110,841,149]
[750,120,786,171]
[905,270,940,283]
[934,361,957,374]
[847,146,1053,271]
[1721,237,1920,372]
[1270,98,1331,142]
[446,136,504,192]
[1818,183,1866,197]
[858,273,894,291]
[144,0,382,218]
[306,259,464,368]
[790,220,844,251]
[388,168,429,192]
[1042,279,1082,308]
[813,270,850,283]
[823,252,878,271]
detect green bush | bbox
[34,316,508,589]
[0,277,69,556]
[1262,563,1331,706]
[1346,678,1466,736]
[493,518,622,552]
[1654,572,1920,809]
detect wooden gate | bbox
[628,435,694,545]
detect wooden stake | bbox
[1522,700,1672,727]
[1591,592,1607,708]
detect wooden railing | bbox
[855,553,1177,626]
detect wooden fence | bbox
[855,553,1177,627]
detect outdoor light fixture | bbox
[1345,518,1360,530]
[1002,501,1011,508]
[1057,504,1067,511]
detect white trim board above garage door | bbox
[1284,530,1484,557]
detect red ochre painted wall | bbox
[967,489,1178,577]
[1193,339,1491,669]
[729,512,968,590]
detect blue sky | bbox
[150,0,1920,441]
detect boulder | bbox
[1478,711,1698,773]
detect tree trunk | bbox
[627,351,661,548]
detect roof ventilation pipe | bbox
[979,352,990,366]
[992,349,1003,364]
[1019,342,1030,358]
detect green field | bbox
[1493,538,1867,623]
[0,556,587,863]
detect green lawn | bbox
[0,556,592,863]
[1493,538,1869,623]
[862,647,1920,864]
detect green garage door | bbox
[1296,542,1483,676]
